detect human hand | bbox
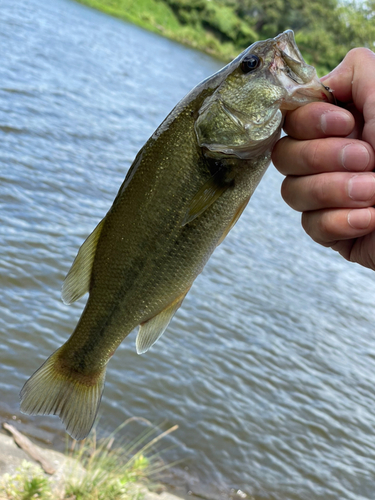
[272,48,375,270]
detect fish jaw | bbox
[272,30,335,109]
[194,30,334,160]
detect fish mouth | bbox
[272,30,334,109]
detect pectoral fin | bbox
[136,291,189,354]
[182,170,232,226]
[62,217,105,305]
[217,197,250,246]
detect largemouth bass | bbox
[20,31,333,440]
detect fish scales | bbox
[57,87,263,368]
[20,31,334,439]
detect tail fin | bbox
[20,348,106,441]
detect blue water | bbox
[1,1,375,498]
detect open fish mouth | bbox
[272,30,334,108]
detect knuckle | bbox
[272,136,292,173]
[343,47,375,74]
[315,213,332,239]
[301,140,321,173]
[280,177,295,206]
[314,179,330,205]
[271,138,283,168]
[301,212,310,234]
[302,210,334,244]
[310,173,337,207]
[346,47,374,60]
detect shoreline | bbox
[0,426,186,500]
[72,0,239,63]
[0,422,247,500]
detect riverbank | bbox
[72,0,375,75]
[0,422,256,500]
[73,0,244,62]
[0,426,184,500]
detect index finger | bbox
[282,102,354,140]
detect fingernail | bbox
[348,208,371,229]
[348,174,375,201]
[320,110,352,134]
[341,144,370,171]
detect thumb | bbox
[321,48,375,149]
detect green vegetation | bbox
[0,461,52,500]
[0,420,178,500]
[75,0,375,74]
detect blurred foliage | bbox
[240,0,375,73]
[163,0,257,46]
[77,0,375,73]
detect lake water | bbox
[1,0,375,498]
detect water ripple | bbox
[1,0,375,498]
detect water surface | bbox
[1,1,375,499]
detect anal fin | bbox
[136,290,189,354]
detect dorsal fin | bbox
[61,218,105,305]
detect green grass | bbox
[64,419,178,500]
[0,419,179,500]
[0,461,52,500]
[74,0,239,61]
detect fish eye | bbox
[240,55,261,74]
